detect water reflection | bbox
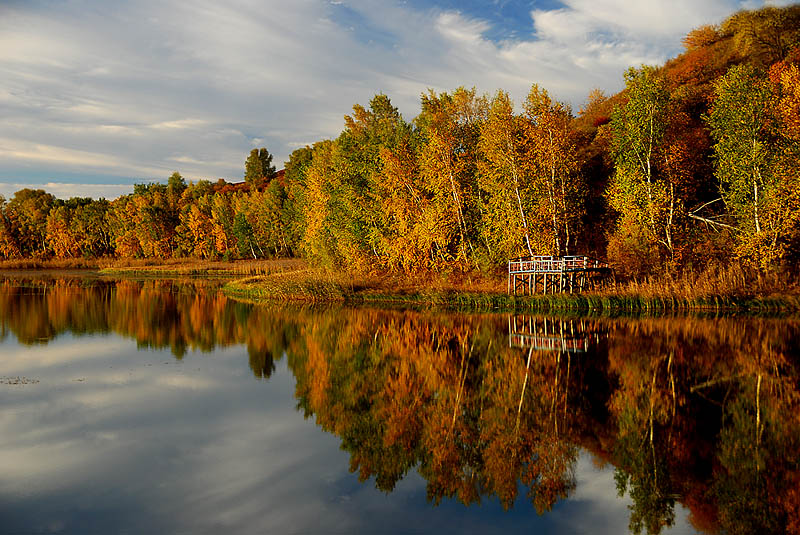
[508,315,607,352]
[1,277,799,534]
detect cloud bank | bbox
[0,0,789,196]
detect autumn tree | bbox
[477,90,535,262]
[722,5,800,66]
[0,195,21,258]
[46,205,80,258]
[608,66,683,271]
[4,189,55,258]
[377,130,432,270]
[706,64,787,265]
[525,85,583,256]
[302,95,411,270]
[301,140,338,265]
[769,60,800,267]
[176,193,215,258]
[110,179,182,258]
[415,87,487,267]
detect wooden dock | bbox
[507,255,611,295]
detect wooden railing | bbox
[508,255,608,274]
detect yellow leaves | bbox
[682,24,720,51]
[302,141,335,264]
[183,204,213,258]
[773,63,800,140]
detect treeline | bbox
[1,6,799,276]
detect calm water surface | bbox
[0,276,798,534]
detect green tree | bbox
[168,171,186,191]
[706,64,781,265]
[283,146,314,253]
[244,147,276,188]
[608,66,677,269]
[233,211,257,258]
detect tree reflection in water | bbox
[1,277,798,534]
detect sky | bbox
[0,0,793,199]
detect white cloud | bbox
[0,0,784,189]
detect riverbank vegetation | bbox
[1,6,799,300]
[221,260,800,312]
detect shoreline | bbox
[1,259,797,314]
[220,272,800,314]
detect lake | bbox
[0,275,798,534]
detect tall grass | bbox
[4,255,797,312]
[97,258,306,277]
[0,258,100,270]
[222,262,800,313]
[603,263,796,302]
[224,268,356,302]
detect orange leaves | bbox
[45,207,80,259]
[771,62,800,140]
[682,25,721,51]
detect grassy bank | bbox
[0,258,101,270]
[0,257,307,277]
[3,257,797,312]
[95,258,306,277]
[221,264,800,313]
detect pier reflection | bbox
[508,314,607,353]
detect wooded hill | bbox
[1,5,799,278]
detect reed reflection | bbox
[1,278,798,534]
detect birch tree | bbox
[608,66,677,262]
[478,90,535,261]
[707,64,781,264]
[525,85,582,256]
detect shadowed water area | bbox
[0,276,798,534]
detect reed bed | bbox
[97,258,305,277]
[3,255,797,312]
[222,263,800,313]
[0,258,100,270]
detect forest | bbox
[1,5,799,279]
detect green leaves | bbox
[244,147,276,188]
[706,64,790,265]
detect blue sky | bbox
[0,0,792,199]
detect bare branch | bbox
[687,213,738,231]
